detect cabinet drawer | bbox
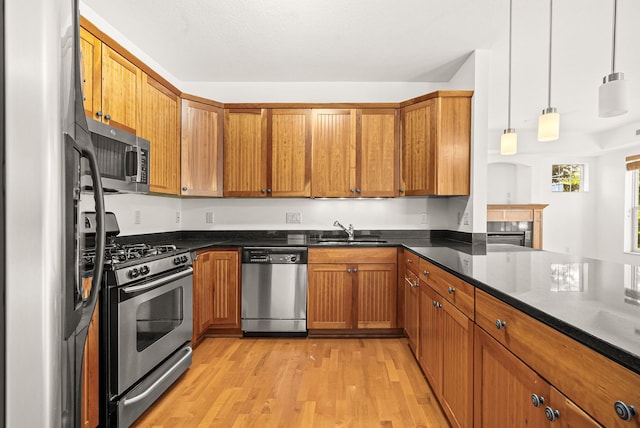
[476,289,640,428]
[420,259,474,319]
[309,247,396,264]
[403,249,420,275]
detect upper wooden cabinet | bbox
[269,109,312,197]
[401,92,472,196]
[357,109,400,197]
[223,109,268,196]
[487,204,548,249]
[79,27,142,134]
[181,99,224,197]
[222,108,311,197]
[311,109,356,197]
[311,109,399,198]
[139,74,180,195]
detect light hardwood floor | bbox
[132,337,450,428]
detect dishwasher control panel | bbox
[242,247,308,264]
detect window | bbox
[551,164,585,192]
[628,167,640,253]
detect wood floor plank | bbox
[132,337,449,428]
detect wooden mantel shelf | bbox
[487,204,549,249]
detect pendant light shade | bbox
[501,0,517,155]
[501,129,518,155]
[538,107,560,141]
[599,0,628,117]
[599,72,629,117]
[538,0,559,141]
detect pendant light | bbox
[501,0,517,155]
[599,0,628,117]
[538,0,559,141]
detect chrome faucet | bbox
[333,220,355,241]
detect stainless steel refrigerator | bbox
[5,0,106,426]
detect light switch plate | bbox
[286,212,301,224]
[205,212,214,224]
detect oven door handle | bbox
[122,267,193,294]
[122,346,193,406]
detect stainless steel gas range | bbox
[82,213,193,427]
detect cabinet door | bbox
[435,96,471,195]
[79,27,101,119]
[81,304,99,427]
[269,109,311,197]
[418,283,441,393]
[357,109,399,197]
[311,109,356,197]
[209,251,240,328]
[356,263,397,329]
[403,271,420,353]
[549,387,602,428]
[140,74,180,195]
[474,326,549,428]
[401,100,436,195]
[307,264,353,329]
[440,299,473,428]
[100,44,141,134]
[223,109,268,196]
[193,251,214,342]
[181,99,224,196]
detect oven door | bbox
[113,267,193,396]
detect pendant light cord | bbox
[507,0,513,128]
[547,0,553,108]
[611,0,617,73]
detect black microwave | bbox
[85,118,150,193]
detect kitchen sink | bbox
[314,238,387,245]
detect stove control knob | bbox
[128,268,139,278]
[141,265,150,275]
[173,257,181,265]
[182,255,188,263]
[290,256,297,263]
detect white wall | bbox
[488,147,598,257]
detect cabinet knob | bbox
[614,401,637,421]
[433,300,438,307]
[350,188,355,193]
[423,270,429,275]
[347,268,352,273]
[447,287,456,294]
[267,188,272,193]
[104,114,111,120]
[407,259,413,264]
[182,186,188,191]
[261,188,266,193]
[356,188,361,193]
[353,268,358,273]
[531,394,545,408]
[96,111,103,117]
[399,188,405,193]
[545,407,560,422]
[495,319,507,330]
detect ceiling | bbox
[81,0,640,142]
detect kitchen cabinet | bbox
[474,326,601,428]
[311,109,399,198]
[181,99,224,197]
[402,258,420,353]
[192,249,241,344]
[400,92,472,196]
[81,277,98,428]
[79,26,142,134]
[476,289,640,427]
[139,74,180,195]
[307,248,397,331]
[223,108,312,197]
[487,204,548,249]
[223,109,268,196]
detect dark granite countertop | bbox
[117,230,639,374]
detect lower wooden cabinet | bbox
[307,248,397,331]
[419,282,473,428]
[81,304,99,428]
[192,249,241,344]
[474,326,600,428]
[403,269,419,353]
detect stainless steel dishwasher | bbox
[241,247,308,336]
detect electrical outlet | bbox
[286,212,301,224]
[134,210,141,224]
[420,212,428,225]
[205,212,214,224]
[463,212,470,225]
[175,211,181,223]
